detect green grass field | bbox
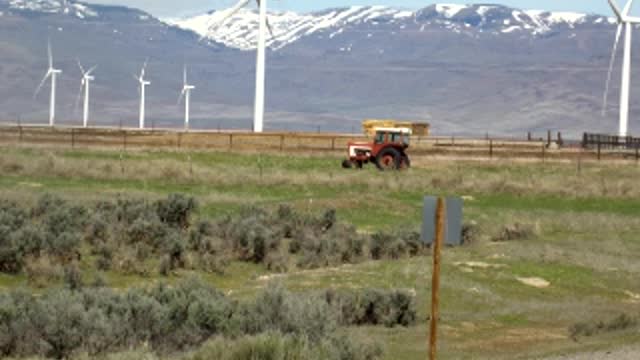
[1,146,640,359]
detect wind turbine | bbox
[75,61,96,128]
[604,0,640,137]
[136,61,151,129]
[178,65,195,130]
[208,0,275,133]
[34,40,62,127]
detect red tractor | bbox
[342,127,411,171]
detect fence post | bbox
[280,135,285,152]
[577,148,583,175]
[429,198,445,360]
[177,132,182,149]
[636,143,639,164]
[331,137,336,151]
[489,139,493,159]
[527,132,532,141]
[597,142,601,161]
[547,130,552,147]
[71,128,75,149]
[542,144,546,163]
[18,125,23,144]
[229,134,233,150]
[123,130,127,151]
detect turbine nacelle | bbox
[609,0,640,23]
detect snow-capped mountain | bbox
[168,4,614,51]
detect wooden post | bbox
[429,198,446,360]
[597,142,601,161]
[542,144,546,163]
[547,130,552,147]
[18,126,23,143]
[71,128,75,149]
[280,135,285,152]
[527,132,532,142]
[331,137,336,151]
[229,134,234,150]
[635,143,639,163]
[177,133,182,149]
[577,147,582,175]
[489,139,494,159]
[123,130,127,150]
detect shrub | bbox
[63,263,84,291]
[569,313,638,340]
[155,194,197,229]
[370,232,407,260]
[325,288,417,328]
[493,223,537,242]
[24,256,62,288]
[461,221,480,245]
[0,280,400,359]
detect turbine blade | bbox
[77,59,85,75]
[609,0,624,21]
[623,0,635,17]
[177,89,185,106]
[34,71,51,98]
[183,65,187,85]
[140,59,148,78]
[74,80,83,115]
[266,16,276,39]
[47,39,53,69]
[87,65,97,76]
[603,24,624,116]
[208,0,251,31]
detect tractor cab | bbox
[342,127,412,171]
[373,127,411,148]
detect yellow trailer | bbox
[363,119,430,137]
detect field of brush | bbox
[0,145,639,359]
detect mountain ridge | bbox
[167,3,614,51]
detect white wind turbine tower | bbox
[208,0,275,133]
[34,40,62,127]
[604,0,640,137]
[76,61,97,128]
[178,65,195,130]
[136,61,151,129]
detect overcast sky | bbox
[86,1,615,18]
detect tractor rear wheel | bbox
[375,148,402,171]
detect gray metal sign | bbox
[421,196,464,246]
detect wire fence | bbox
[0,125,638,163]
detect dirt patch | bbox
[517,277,550,288]
[624,290,640,303]
[454,261,506,269]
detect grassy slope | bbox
[1,146,640,359]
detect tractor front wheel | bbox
[375,148,402,171]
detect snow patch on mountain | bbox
[167,3,613,51]
[168,6,412,50]
[435,4,468,18]
[8,0,98,18]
